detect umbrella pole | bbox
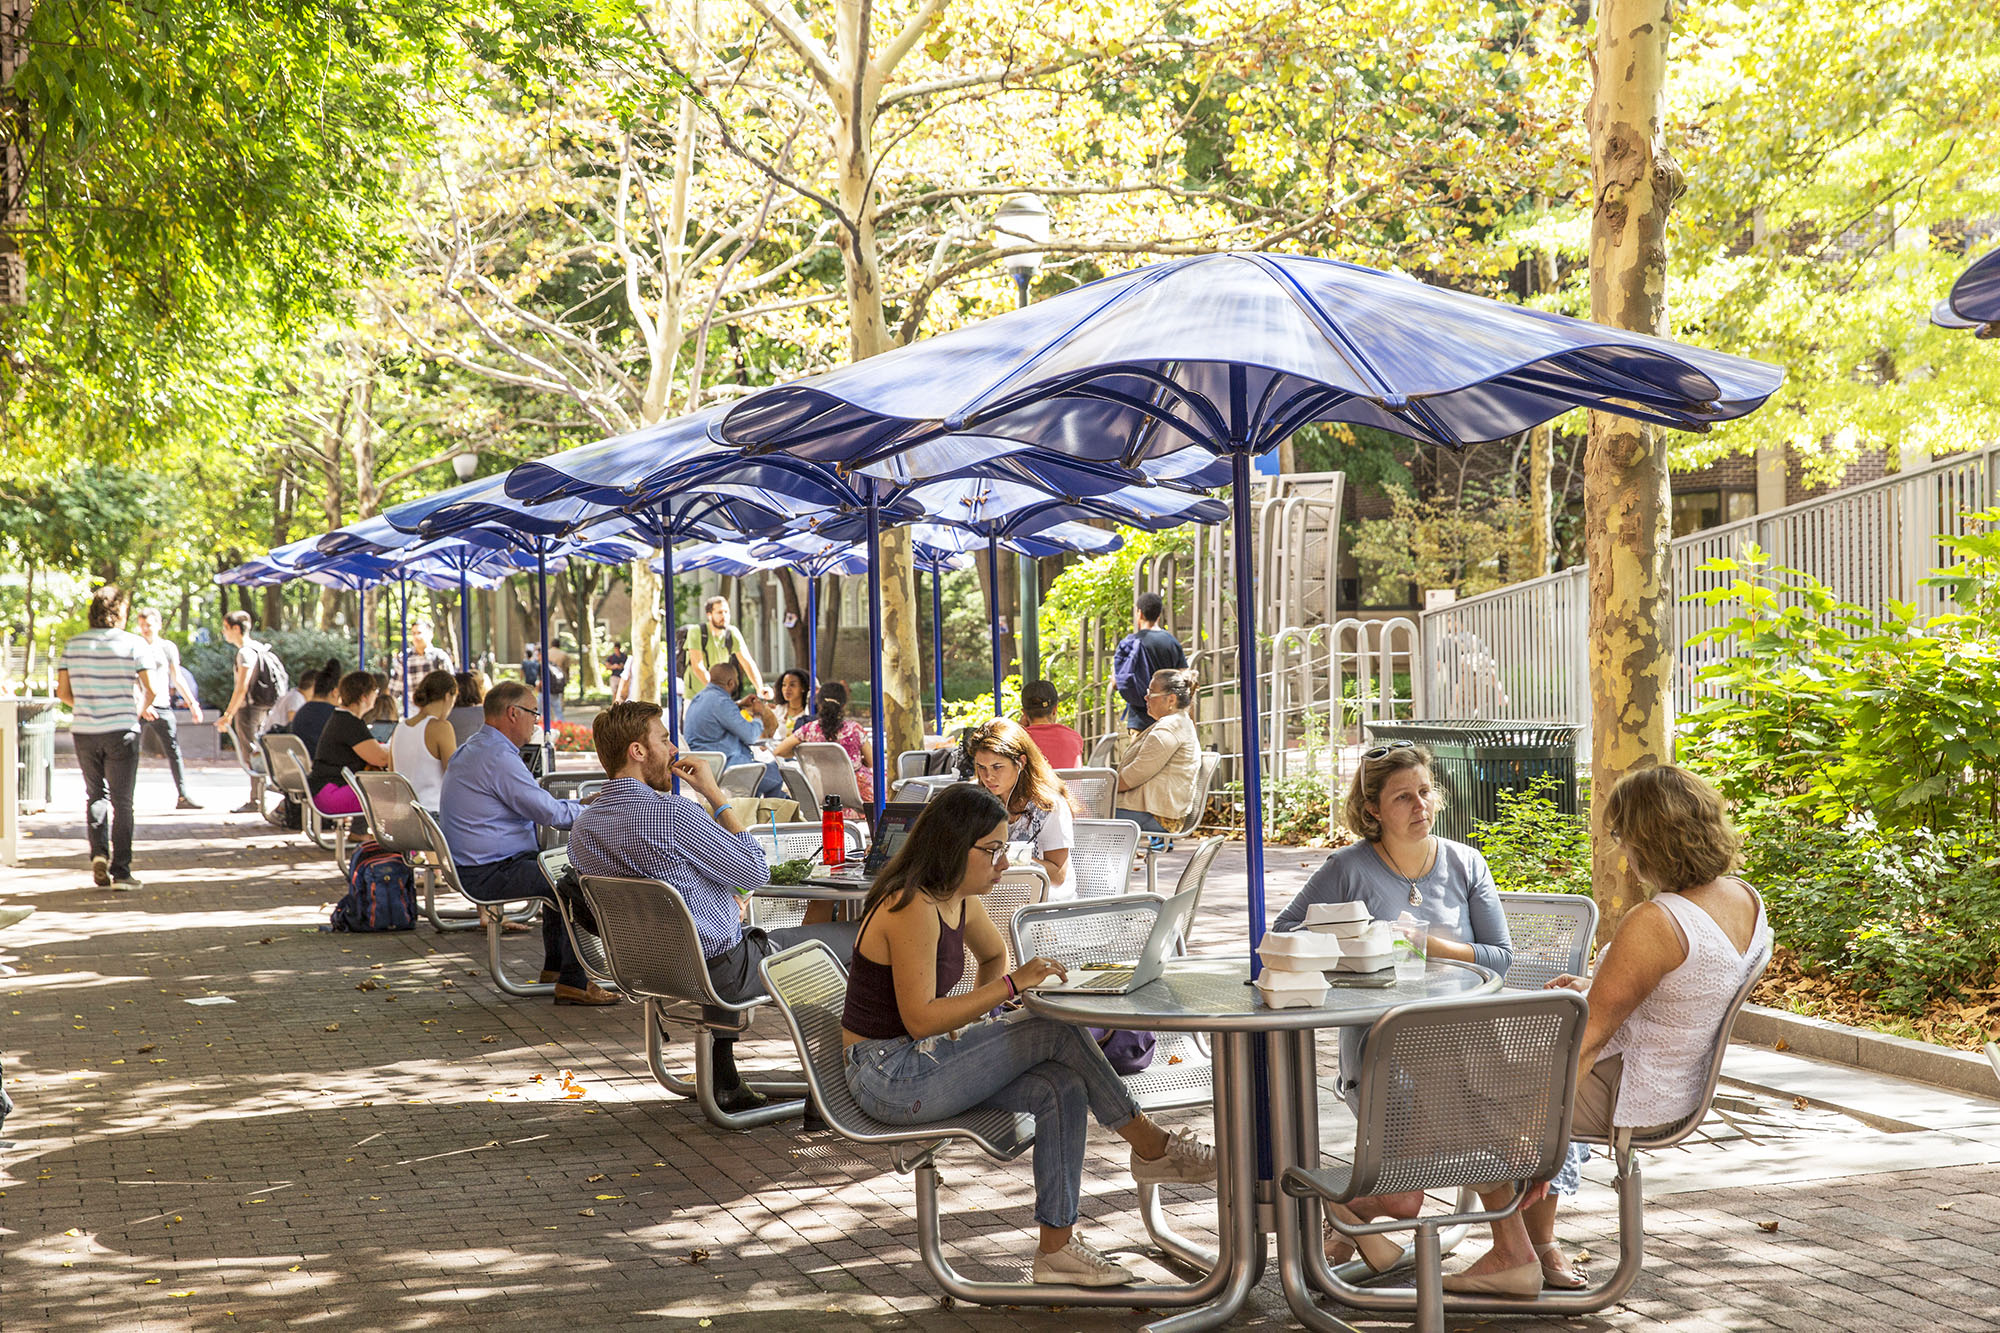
[864,481,887,821]
[457,566,472,674]
[807,575,819,696]
[661,535,681,748]
[986,534,1004,718]
[1227,445,1276,1183]
[930,565,945,734]
[399,574,411,715]
[355,592,366,673]
[535,549,552,760]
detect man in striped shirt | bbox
[56,585,164,889]
[569,700,857,1114]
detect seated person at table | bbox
[447,669,489,744]
[1270,740,1511,1269]
[307,671,394,816]
[771,680,873,805]
[437,681,611,1008]
[683,660,783,798]
[841,783,1217,1287]
[1018,680,1084,769]
[775,668,813,735]
[1113,669,1201,834]
[568,701,858,1114]
[388,669,459,812]
[285,659,342,756]
[966,718,1083,898]
[1443,765,1770,1296]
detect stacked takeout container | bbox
[1252,902,1397,1008]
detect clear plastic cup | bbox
[1392,917,1428,981]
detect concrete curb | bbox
[1733,1002,2000,1099]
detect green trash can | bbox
[17,701,58,809]
[1362,721,1581,845]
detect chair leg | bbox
[484,908,555,996]
[1139,1180,1218,1273]
[420,866,482,932]
[692,1028,806,1131]
[646,1000,698,1098]
[1413,1222,1444,1333]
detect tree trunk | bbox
[778,569,809,673]
[1585,0,1682,941]
[1529,424,1556,576]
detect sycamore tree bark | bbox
[1585,0,1682,939]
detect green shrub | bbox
[1472,775,1592,897]
[185,628,355,711]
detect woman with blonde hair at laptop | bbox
[965,717,1084,898]
[841,783,1216,1288]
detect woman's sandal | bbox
[1536,1239,1588,1290]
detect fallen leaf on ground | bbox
[323,1023,340,1032]
[587,1174,607,1183]
[1939,1202,1956,1211]
[64,1228,80,1236]
[169,1291,194,1298]
[481,1036,498,1044]
[1773,1038,1790,1052]
[1756,1220,1780,1233]
[576,1208,596,1217]
[686,1248,710,1264]
[1792,1096,1809,1109]
[136,1044,155,1053]
[144,1278,160,1284]
[594,1194,623,1201]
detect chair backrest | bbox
[537,846,570,888]
[1498,891,1600,991]
[895,749,932,780]
[1054,767,1118,819]
[888,777,935,803]
[1171,836,1227,946]
[261,734,313,800]
[405,805,470,898]
[574,873,742,1010]
[1085,732,1120,768]
[680,750,727,782]
[347,769,433,855]
[1348,989,1588,1201]
[1068,817,1141,899]
[796,742,865,812]
[1185,751,1222,828]
[1011,892,1171,972]
[538,847,614,984]
[940,867,1049,997]
[777,759,821,812]
[718,763,768,798]
[1623,935,1774,1150]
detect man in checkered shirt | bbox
[568,700,857,1114]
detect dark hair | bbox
[1135,591,1165,623]
[88,584,128,628]
[412,669,458,709]
[454,669,486,707]
[778,668,811,709]
[1603,764,1741,894]
[593,700,664,776]
[815,680,849,737]
[1020,679,1060,719]
[709,659,741,694]
[334,670,378,709]
[863,784,1009,917]
[223,609,253,634]
[312,659,342,696]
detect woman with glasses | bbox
[1270,739,1513,1271]
[840,783,1216,1287]
[1113,669,1201,833]
[965,718,1084,897]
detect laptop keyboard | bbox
[1070,968,1134,990]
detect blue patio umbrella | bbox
[1933,246,2000,337]
[719,250,1786,984]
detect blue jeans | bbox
[845,1015,1141,1229]
[74,728,141,879]
[1116,807,1170,834]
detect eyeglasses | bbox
[972,839,1009,865]
[1362,739,1417,763]
[510,704,542,721]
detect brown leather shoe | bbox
[553,983,617,1006]
[538,970,560,985]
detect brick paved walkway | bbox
[5,762,1999,1331]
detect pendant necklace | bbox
[1381,837,1434,907]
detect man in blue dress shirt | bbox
[569,700,857,1113]
[682,660,784,797]
[437,680,613,1006]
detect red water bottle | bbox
[821,796,845,866]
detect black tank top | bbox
[842,901,967,1040]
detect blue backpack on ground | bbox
[331,840,418,932]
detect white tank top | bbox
[389,714,447,811]
[1600,886,1770,1127]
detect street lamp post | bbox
[990,193,1050,689]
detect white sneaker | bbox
[1131,1127,1217,1186]
[1031,1237,1137,1287]
[112,876,143,892]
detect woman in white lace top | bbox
[1443,765,1771,1297]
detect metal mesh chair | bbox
[746,821,866,931]
[1140,751,1222,892]
[888,777,935,803]
[1498,891,1599,991]
[260,734,335,855]
[1085,732,1121,768]
[1067,817,1141,899]
[896,749,933,780]
[345,769,476,932]
[795,741,866,815]
[777,759,821,811]
[719,763,769,798]
[760,941,1181,1307]
[1282,990,1588,1333]
[403,803,555,997]
[940,866,1048,998]
[1055,767,1119,819]
[1168,836,1226,951]
[575,873,807,1130]
[680,750,727,781]
[536,847,615,988]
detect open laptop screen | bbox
[864,803,929,873]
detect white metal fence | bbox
[1420,443,2000,728]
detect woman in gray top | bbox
[1272,740,1512,1272]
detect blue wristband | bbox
[711,802,733,818]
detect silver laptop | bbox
[1036,888,1197,996]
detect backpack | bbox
[330,840,418,932]
[247,643,289,709]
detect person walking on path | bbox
[1111,592,1187,734]
[213,610,286,814]
[132,607,202,810]
[682,595,763,699]
[56,585,164,889]
[389,619,455,709]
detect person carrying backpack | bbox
[214,610,287,814]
